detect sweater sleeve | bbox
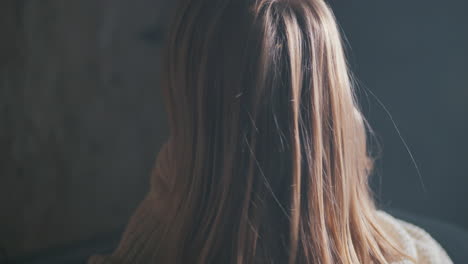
[88,142,172,264]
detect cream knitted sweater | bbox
[376,211,453,264]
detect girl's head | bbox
[158,0,404,263]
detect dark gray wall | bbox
[0,0,466,258]
[331,0,468,228]
[0,0,171,257]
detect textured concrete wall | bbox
[0,0,172,256]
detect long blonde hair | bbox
[155,0,406,263]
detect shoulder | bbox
[375,211,453,264]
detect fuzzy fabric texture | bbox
[377,211,453,264]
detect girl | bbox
[90,0,452,263]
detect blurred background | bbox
[1,0,467,261]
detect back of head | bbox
[158,0,406,263]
